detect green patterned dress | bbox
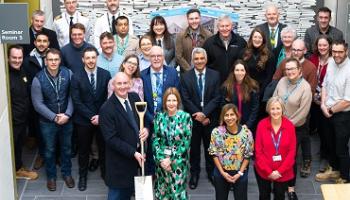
[153,110,193,200]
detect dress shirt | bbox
[97,51,123,77]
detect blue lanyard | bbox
[282,77,303,103]
[271,130,282,155]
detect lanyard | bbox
[282,77,303,103]
[271,130,282,155]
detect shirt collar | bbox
[269,23,279,31]
[116,94,130,108]
[194,68,206,76]
[150,67,163,75]
[335,57,350,68]
[85,67,97,76]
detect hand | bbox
[201,118,210,126]
[56,113,69,125]
[231,173,241,183]
[91,115,99,125]
[268,170,282,180]
[221,171,235,183]
[192,112,206,122]
[134,152,145,167]
[160,158,171,172]
[139,128,149,142]
[321,104,332,118]
[54,115,60,124]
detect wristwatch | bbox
[238,171,244,176]
[328,107,334,115]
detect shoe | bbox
[319,159,329,172]
[300,159,311,178]
[287,191,298,200]
[78,176,87,191]
[47,179,56,191]
[88,159,99,172]
[189,174,199,189]
[16,167,39,180]
[63,176,75,188]
[315,166,340,182]
[34,155,44,170]
[335,178,348,184]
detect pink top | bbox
[108,77,144,100]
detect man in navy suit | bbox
[99,72,149,200]
[22,10,59,57]
[70,47,111,191]
[141,46,180,175]
[256,4,286,57]
[181,47,221,189]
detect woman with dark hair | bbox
[147,15,176,67]
[309,35,332,172]
[241,28,276,119]
[153,87,192,199]
[107,54,143,100]
[138,34,153,71]
[222,59,259,131]
[208,103,254,200]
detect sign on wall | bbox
[0,3,29,44]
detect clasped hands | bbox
[221,171,241,183]
[54,113,70,125]
[192,112,210,126]
[268,170,282,180]
[160,158,172,172]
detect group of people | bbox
[7,0,350,200]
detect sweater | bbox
[254,117,296,182]
[273,76,312,127]
[61,42,94,74]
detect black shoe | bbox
[63,176,75,188]
[287,191,298,200]
[89,159,99,172]
[78,176,87,191]
[189,174,199,189]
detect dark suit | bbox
[141,65,179,175]
[71,67,111,178]
[99,92,141,190]
[21,27,60,57]
[256,22,286,57]
[181,68,221,176]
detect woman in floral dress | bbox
[208,103,254,200]
[153,87,192,200]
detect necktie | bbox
[191,33,197,47]
[154,72,162,113]
[112,15,116,35]
[90,73,96,93]
[157,39,162,47]
[124,100,139,135]
[198,73,203,101]
[69,16,74,42]
[270,28,276,48]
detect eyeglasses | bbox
[125,61,138,67]
[46,58,60,62]
[285,67,298,71]
[292,48,304,52]
[150,55,163,59]
[140,42,152,46]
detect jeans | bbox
[107,187,133,200]
[213,167,248,200]
[255,169,288,200]
[39,120,73,179]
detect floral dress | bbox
[208,125,254,171]
[153,110,192,200]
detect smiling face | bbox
[192,52,207,72]
[317,38,330,57]
[153,22,166,37]
[113,72,131,99]
[251,31,263,48]
[223,108,238,127]
[218,18,233,39]
[106,0,119,14]
[187,12,201,30]
[9,48,23,70]
[31,15,45,32]
[122,57,138,77]
[150,46,164,71]
[64,0,77,15]
[82,50,97,71]
[71,28,85,46]
[100,37,115,56]
[140,37,152,56]
[317,11,331,31]
[285,60,301,82]
[265,6,279,27]
[269,101,283,121]
[34,34,50,53]
[166,94,178,115]
[45,52,61,73]
[281,32,295,48]
[233,63,246,84]
[332,44,348,65]
[291,40,306,61]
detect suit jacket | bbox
[141,65,179,125]
[256,22,286,57]
[71,67,111,125]
[22,27,60,57]
[181,68,221,125]
[99,92,141,188]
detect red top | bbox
[254,117,296,182]
[309,54,328,87]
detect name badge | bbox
[164,149,172,156]
[200,101,204,107]
[272,155,282,162]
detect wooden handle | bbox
[135,102,147,176]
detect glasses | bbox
[285,67,298,71]
[292,48,304,52]
[46,58,60,62]
[332,50,345,55]
[150,55,163,59]
[140,42,152,47]
[125,61,138,67]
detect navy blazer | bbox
[141,65,180,125]
[99,92,142,188]
[256,22,286,58]
[181,68,221,124]
[71,67,111,125]
[22,27,60,57]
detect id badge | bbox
[200,101,204,107]
[164,148,172,156]
[272,155,282,162]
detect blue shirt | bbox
[138,53,151,71]
[97,52,123,77]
